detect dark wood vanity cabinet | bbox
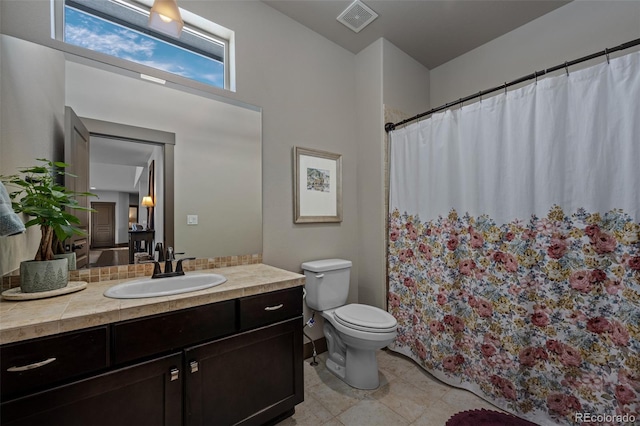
[185,317,303,426]
[112,299,237,365]
[1,353,183,426]
[0,326,109,400]
[0,286,304,426]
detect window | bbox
[60,0,232,90]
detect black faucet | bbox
[151,249,195,279]
[174,257,195,274]
[164,247,175,273]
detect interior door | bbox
[91,202,116,248]
[64,106,90,268]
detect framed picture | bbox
[293,146,342,223]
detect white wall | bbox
[355,39,430,310]
[0,1,360,284]
[92,191,131,245]
[91,163,138,195]
[430,0,640,106]
[0,35,66,276]
[65,61,262,259]
[355,39,384,309]
[4,0,634,356]
[3,1,635,314]
[205,1,361,275]
[117,192,130,244]
[382,39,430,117]
[170,2,361,286]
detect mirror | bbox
[83,122,175,268]
[0,34,262,275]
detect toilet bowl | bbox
[302,259,397,389]
[321,304,397,389]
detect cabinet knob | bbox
[170,368,179,381]
[190,360,199,373]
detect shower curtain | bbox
[387,52,639,425]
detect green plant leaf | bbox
[1,158,95,257]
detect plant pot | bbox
[19,258,69,293]
[54,252,77,271]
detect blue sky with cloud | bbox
[65,7,224,88]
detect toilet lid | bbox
[334,304,397,333]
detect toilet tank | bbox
[301,259,352,311]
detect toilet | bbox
[302,259,397,390]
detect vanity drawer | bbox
[112,300,236,365]
[0,326,109,399]
[239,286,303,331]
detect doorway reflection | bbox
[87,137,162,268]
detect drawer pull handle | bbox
[264,304,284,311]
[190,361,199,374]
[7,357,57,372]
[315,274,325,278]
[170,368,179,382]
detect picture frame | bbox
[293,146,342,223]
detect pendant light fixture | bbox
[149,0,184,38]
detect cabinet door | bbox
[1,353,182,426]
[185,318,303,426]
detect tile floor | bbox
[279,349,500,426]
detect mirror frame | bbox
[80,117,175,252]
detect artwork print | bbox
[307,168,331,192]
[293,146,342,223]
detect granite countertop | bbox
[0,264,305,345]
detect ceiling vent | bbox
[337,0,378,33]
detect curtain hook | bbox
[605,48,610,64]
[534,70,538,85]
[479,91,482,103]
[459,98,463,110]
[565,61,569,76]
[504,82,508,95]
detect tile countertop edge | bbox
[0,264,305,345]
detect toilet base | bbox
[325,357,346,382]
[326,346,380,390]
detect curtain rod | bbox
[385,38,640,133]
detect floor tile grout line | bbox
[291,351,496,426]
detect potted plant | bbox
[1,159,95,292]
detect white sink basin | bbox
[104,273,227,299]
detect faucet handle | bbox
[151,262,163,278]
[175,257,196,274]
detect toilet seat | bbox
[333,304,397,333]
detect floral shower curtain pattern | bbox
[388,52,639,425]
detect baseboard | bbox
[303,336,327,360]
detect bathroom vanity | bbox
[0,264,305,426]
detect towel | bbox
[0,182,26,237]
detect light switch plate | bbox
[187,215,198,225]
